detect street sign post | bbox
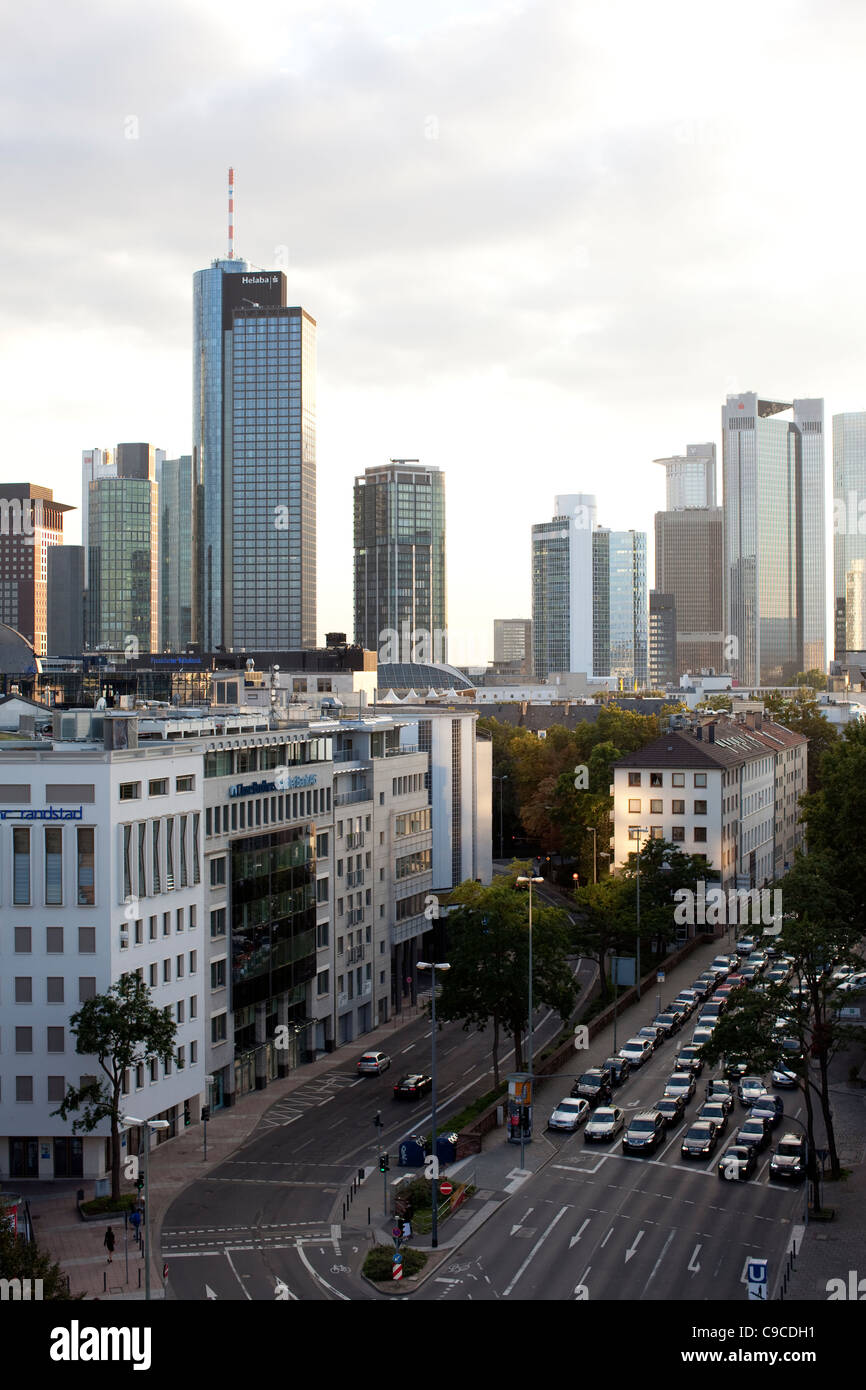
[439,1180,453,1196]
[747,1258,768,1300]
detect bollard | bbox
[368,1207,371,1226]
[103,1271,107,1292]
[138,1268,141,1289]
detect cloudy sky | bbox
[4,0,865,665]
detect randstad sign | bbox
[229,774,316,798]
[0,807,83,821]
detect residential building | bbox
[592,528,648,688]
[531,494,596,681]
[832,412,866,659]
[0,484,72,657]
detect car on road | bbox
[735,1116,772,1152]
[674,1045,705,1076]
[717,1143,758,1182]
[669,996,697,1020]
[681,1121,720,1159]
[766,967,791,987]
[691,1028,715,1050]
[393,1072,433,1100]
[622,1110,666,1155]
[664,1071,697,1101]
[357,1050,391,1075]
[697,1101,729,1136]
[692,975,717,999]
[749,1094,784,1129]
[604,1056,631,1087]
[583,1106,625,1142]
[571,1068,613,1106]
[739,964,759,983]
[698,1001,725,1023]
[619,1037,654,1068]
[725,1058,750,1080]
[637,1025,666,1051]
[735,936,757,956]
[837,971,866,994]
[705,1079,734,1112]
[745,952,769,974]
[652,1012,682,1038]
[708,957,733,979]
[737,1076,767,1106]
[771,1063,799,1089]
[548,1096,591,1132]
[654,1095,688,1127]
[769,1133,807,1182]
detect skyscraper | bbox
[653,443,717,509]
[592,528,648,687]
[354,462,446,660]
[87,445,159,653]
[157,455,196,651]
[47,545,85,655]
[80,448,115,589]
[648,591,676,688]
[193,260,316,651]
[531,494,596,681]
[832,412,866,657]
[493,618,533,675]
[654,508,724,676]
[722,393,826,685]
[0,484,72,656]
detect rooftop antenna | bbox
[228,166,235,260]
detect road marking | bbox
[688,1243,702,1273]
[503,1169,532,1194]
[624,1231,645,1262]
[224,1250,252,1300]
[401,1044,416,1053]
[600,1227,614,1248]
[787,1224,805,1256]
[510,1207,534,1236]
[640,1229,676,1295]
[295,1241,350,1301]
[205,1284,218,1299]
[502,1206,569,1297]
[569,1219,590,1249]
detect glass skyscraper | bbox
[833,412,866,657]
[87,452,159,654]
[157,455,196,651]
[722,393,826,685]
[354,463,446,660]
[592,529,648,687]
[531,494,596,681]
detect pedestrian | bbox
[104,1226,115,1263]
[130,1209,142,1245]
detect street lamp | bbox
[121,1115,170,1300]
[492,774,508,859]
[515,874,544,1168]
[585,826,598,884]
[416,961,450,1249]
[633,827,648,1000]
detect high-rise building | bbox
[86,444,159,653]
[655,507,724,676]
[0,484,72,656]
[493,618,533,675]
[47,545,85,655]
[722,393,826,685]
[531,494,596,681]
[81,448,115,589]
[653,443,717,510]
[592,528,648,687]
[354,462,446,661]
[832,412,866,658]
[157,455,196,652]
[648,591,676,688]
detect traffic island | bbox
[362,1243,428,1291]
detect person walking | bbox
[130,1208,142,1245]
[104,1226,115,1263]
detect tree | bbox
[762,688,838,794]
[53,974,179,1201]
[796,669,827,691]
[800,722,866,919]
[572,876,634,998]
[619,838,719,958]
[0,1219,79,1300]
[436,874,577,1084]
[695,695,732,712]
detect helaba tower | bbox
[193,170,317,650]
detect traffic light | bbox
[136,1175,144,1192]
[201,1105,210,1122]
[379,1152,390,1173]
[184,1104,191,1128]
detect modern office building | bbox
[157,455,196,652]
[86,444,159,655]
[653,443,717,510]
[47,545,85,656]
[722,393,826,685]
[832,412,866,658]
[354,463,447,662]
[531,494,596,681]
[493,618,533,675]
[654,507,724,677]
[0,484,72,657]
[80,448,115,590]
[592,528,648,688]
[649,591,676,689]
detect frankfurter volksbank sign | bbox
[229,772,317,798]
[0,807,84,820]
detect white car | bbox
[837,972,866,994]
[692,1027,715,1048]
[619,1037,653,1067]
[548,1097,591,1132]
[664,1071,696,1101]
[356,1050,391,1075]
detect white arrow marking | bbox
[510,1206,534,1236]
[205,1285,218,1300]
[503,1206,569,1297]
[624,1231,645,1263]
[688,1243,702,1273]
[569,1219,590,1249]
[274,1278,295,1300]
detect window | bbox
[176,954,185,979]
[693,827,707,843]
[694,800,707,815]
[189,951,197,974]
[317,969,330,995]
[210,908,226,938]
[694,774,707,788]
[211,1013,227,1043]
[47,1027,65,1053]
[16,1076,33,1102]
[47,926,64,954]
[176,1000,185,1023]
[14,927,31,953]
[16,1027,33,1052]
[163,959,171,983]
[13,827,30,904]
[210,857,226,887]
[337,936,344,956]
[316,878,329,903]
[671,799,685,815]
[78,927,96,953]
[150,1060,158,1083]
[190,1041,198,1064]
[47,1076,66,1103]
[628,773,642,787]
[77,828,95,905]
[15,977,32,1003]
[47,977,64,1003]
[628,798,641,814]
[176,907,184,932]
[650,773,663,787]
[190,995,197,1018]
[119,782,141,800]
[176,775,195,792]
[176,1045,185,1070]
[163,912,171,937]
[211,959,226,989]
[317,921,329,949]
[45,828,63,905]
[149,963,157,987]
[649,826,664,839]
[628,827,644,841]
[672,773,685,787]
[650,800,663,815]
[316,831,329,858]
[148,779,168,797]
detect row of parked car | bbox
[547,938,814,1183]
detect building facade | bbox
[832,412,866,659]
[0,485,72,658]
[653,443,717,510]
[157,455,196,652]
[531,494,596,681]
[493,618,533,675]
[592,528,648,688]
[80,449,115,591]
[47,546,85,657]
[654,507,724,676]
[86,448,159,655]
[649,591,676,689]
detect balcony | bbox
[383,744,419,757]
[334,787,372,807]
[347,870,365,888]
[346,832,365,849]
[347,908,364,926]
[346,944,366,964]
[333,748,366,764]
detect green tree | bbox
[0,1219,79,1300]
[695,695,732,712]
[53,974,179,1201]
[796,669,827,691]
[762,688,838,794]
[800,722,866,919]
[572,875,634,998]
[620,838,719,958]
[437,875,577,1084]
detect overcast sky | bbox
[3,0,864,665]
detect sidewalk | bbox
[26,999,431,1300]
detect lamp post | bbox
[633,828,648,1000]
[121,1115,170,1300]
[585,826,598,884]
[416,961,450,1249]
[493,775,508,859]
[515,874,544,1168]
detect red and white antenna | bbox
[228,166,235,260]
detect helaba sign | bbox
[241,275,280,286]
[229,773,316,798]
[0,807,83,821]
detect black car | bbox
[393,1073,433,1100]
[622,1110,666,1155]
[674,1046,704,1076]
[735,1116,771,1152]
[769,1133,807,1183]
[604,1056,631,1087]
[571,1068,613,1107]
[681,1121,720,1159]
[654,1095,687,1127]
[724,1058,750,1080]
[749,1094,784,1129]
[652,1013,682,1038]
[704,1080,734,1113]
[717,1143,758,1182]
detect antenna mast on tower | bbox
[228,167,235,259]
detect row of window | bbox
[120,776,195,800]
[9,827,94,907]
[10,925,99,954]
[627,772,707,788]
[392,774,425,796]
[121,905,197,944]
[122,814,200,899]
[627,799,707,815]
[628,825,708,843]
[205,787,329,837]
[7,977,96,1004]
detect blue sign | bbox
[393,1252,403,1265]
[0,806,83,821]
[229,774,317,798]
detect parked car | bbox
[699,1001,725,1023]
[583,1106,625,1142]
[357,1050,391,1075]
[664,1071,697,1102]
[654,1095,687,1127]
[735,1116,772,1152]
[674,1045,704,1076]
[681,1121,720,1159]
[622,1110,666,1155]
[604,1056,631,1087]
[737,1076,767,1106]
[691,1028,715,1050]
[637,1025,665,1051]
[725,1058,751,1080]
[393,1072,433,1100]
[739,965,759,983]
[619,1037,654,1068]
[771,1063,799,1089]
[717,1143,758,1182]
[838,971,866,994]
[708,957,733,978]
[669,995,697,1019]
[571,1069,613,1107]
[735,936,757,956]
[749,1094,784,1129]
[652,1012,682,1038]
[769,1133,807,1182]
[548,1097,591,1132]
[697,1100,729,1136]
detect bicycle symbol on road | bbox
[330,1263,350,1274]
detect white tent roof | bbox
[378,689,400,704]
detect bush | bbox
[362,1244,427,1280]
[80,1193,138,1216]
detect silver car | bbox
[548,1097,591,1132]
[583,1106,625,1142]
[619,1037,653,1067]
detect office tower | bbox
[81,448,115,588]
[87,444,159,653]
[493,618,533,675]
[0,484,71,656]
[47,545,85,655]
[845,559,866,650]
[653,443,717,510]
[722,393,826,685]
[354,462,446,660]
[531,494,596,681]
[592,528,648,687]
[654,507,724,676]
[648,591,676,688]
[832,412,866,658]
[157,455,196,651]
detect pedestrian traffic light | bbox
[201,1105,210,1122]
[136,1175,144,1192]
[184,1104,191,1127]
[379,1152,390,1173]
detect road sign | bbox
[747,1258,768,1300]
[816,1148,829,1162]
[393,1262,403,1280]
[439,1180,453,1196]
[393,1252,403,1264]
[656,971,665,983]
